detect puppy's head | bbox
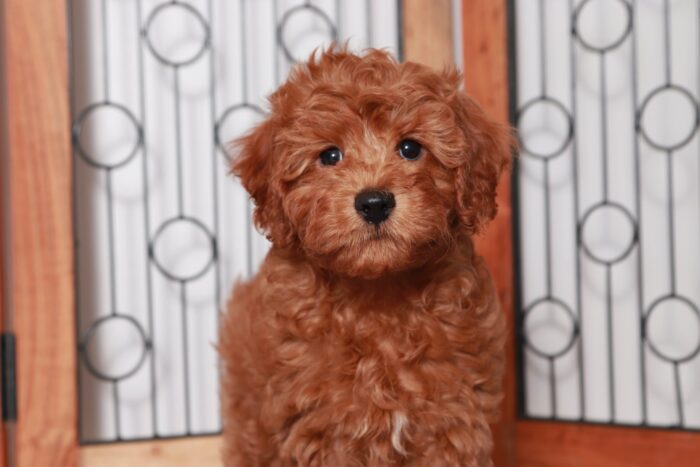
[233,48,511,278]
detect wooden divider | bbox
[518,421,700,467]
[402,0,454,69]
[80,437,221,467]
[460,2,516,467]
[1,0,77,466]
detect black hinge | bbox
[1,333,17,422]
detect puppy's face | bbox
[234,50,510,278]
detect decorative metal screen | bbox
[512,0,700,429]
[69,0,402,444]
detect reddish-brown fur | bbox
[219,48,511,466]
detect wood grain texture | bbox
[518,421,700,467]
[460,2,516,467]
[79,437,222,467]
[0,2,8,457]
[0,0,10,335]
[0,27,6,461]
[402,0,454,70]
[2,0,77,466]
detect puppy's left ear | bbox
[231,117,293,247]
[450,88,513,235]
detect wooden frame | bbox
[517,421,700,467]
[460,2,516,467]
[402,0,453,69]
[1,0,76,466]
[0,0,8,461]
[79,437,221,467]
[479,1,700,466]
[0,0,223,465]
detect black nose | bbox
[354,190,396,225]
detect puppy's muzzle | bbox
[355,190,395,225]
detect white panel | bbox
[515,0,700,429]
[71,0,401,442]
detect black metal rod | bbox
[112,381,121,439]
[181,281,191,434]
[630,0,648,423]
[173,68,185,217]
[538,0,548,97]
[673,362,684,426]
[207,0,222,328]
[667,152,677,295]
[606,266,616,421]
[549,357,557,418]
[240,0,249,103]
[365,0,373,47]
[663,0,672,85]
[600,53,609,202]
[240,0,254,277]
[136,0,159,436]
[543,159,553,298]
[568,0,586,420]
[105,170,118,316]
[101,0,110,101]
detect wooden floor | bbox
[79,436,221,467]
[517,421,700,467]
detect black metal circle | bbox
[579,201,637,266]
[143,2,210,68]
[573,0,633,54]
[80,314,150,382]
[516,97,574,160]
[215,103,266,159]
[149,216,217,282]
[637,84,700,152]
[276,4,338,64]
[523,297,579,359]
[73,102,143,170]
[645,295,700,364]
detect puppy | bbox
[219,48,511,467]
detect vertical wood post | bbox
[461,2,516,467]
[402,0,454,69]
[0,0,77,465]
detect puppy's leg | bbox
[220,285,273,466]
[221,393,269,467]
[407,418,494,467]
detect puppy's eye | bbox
[319,147,343,166]
[397,139,422,160]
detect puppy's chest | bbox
[274,285,474,379]
[281,300,471,403]
[268,295,479,455]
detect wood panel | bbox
[0,123,7,465]
[0,2,8,460]
[1,0,77,466]
[79,437,221,467]
[402,0,454,69]
[517,421,700,467]
[460,2,516,467]
[0,11,7,459]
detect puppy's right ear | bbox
[231,118,291,246]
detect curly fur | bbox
[219,48,511,466]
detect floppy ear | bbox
[450,91,513,235]
[231,118,292,246]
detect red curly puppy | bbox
[220,48,510,466]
